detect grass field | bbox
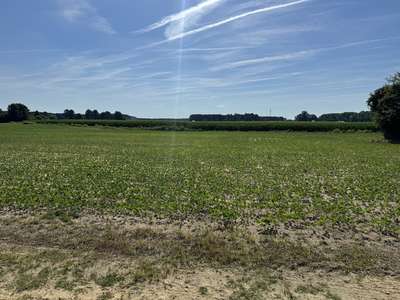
[0,123,398,234]
[1,123,399,299]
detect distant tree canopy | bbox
[291,111,373,122]
[114,111,124,120]
[189,112,373,122]
[81,109,126,120]
[368,72,400,142]
[85,109,99,119]
[7,103,29,122]
[189,114,286,122]
[63,109,75,119]
[295,111,318,122]
[42,109,131,120]
[318,111,373,122]
[32,111,56,120]
[0,101,380,126]
[0,108,8,123]
[0,102,134,122]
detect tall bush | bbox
[368,73,400,142]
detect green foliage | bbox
[189,113,286,121]
[295,111,317,121]
[31,110,57,120]
[0,110,8,123]
[368,72,400,142]
[38,119,377,132]
[7,103,29,122]
[63,109,75,119]
[14,267,50,292]
[95,272,123,287]
[319,111,373,122]
[114,111,124,120]
[199,286,208,295]
[84,109,128,120]
[0,124,398,234]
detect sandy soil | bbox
[0,210,399,300]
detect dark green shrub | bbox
[7,103,29,122]
[368,73,400,142]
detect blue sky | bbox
[0,0,399,118]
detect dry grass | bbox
[0,210,399,299]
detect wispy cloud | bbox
[58,0,116,34]
[138,0,225,38]
[165,0,311,42]
[0,49,64,55]
[176,47,252,53]
[212,37,400,71]
[213,50,313,71]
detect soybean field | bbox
[0,123,399,234]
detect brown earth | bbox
[0,210,399,300]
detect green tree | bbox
[114,111,124,120]
[368,73,400,142]
[295,111,317,121]
[85,109,93,119]
[7,103,29,122]
[0,108,8,123]
[100,111,112,119]
[92,110,99,119]
[63,109,75,119]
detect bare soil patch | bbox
[0,210,399,299]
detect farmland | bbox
[38,118,378,132]
[0,123,398,232]
[0,123,399,299]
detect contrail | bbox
[211,36,400,71]
[166,0,311,41]
[212,50,313,71]
[138,0,225,33]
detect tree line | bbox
[1,72,398,142]
[189,113,286,121]
[0,103,30,122]
[189,111,373,122]
[294,111,373,122]
[60,109,129,120]
[0,104,133,123]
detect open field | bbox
[0,123,398,233]
[37,119,378,132]
[0,123,399,299]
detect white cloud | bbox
[176,46,252,52]
[139,0,225,38]
[166,0,311,42]
[212,50,313,71]
[59,0,116,34]
[210,37,400,71]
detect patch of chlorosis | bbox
[0,123,399,234]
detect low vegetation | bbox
[0,211,399,298]
[0,123,398,234]
[0,123,399,298]
[38,119,378,132]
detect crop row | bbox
[0,124,398,235]
[37,119,378,132]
